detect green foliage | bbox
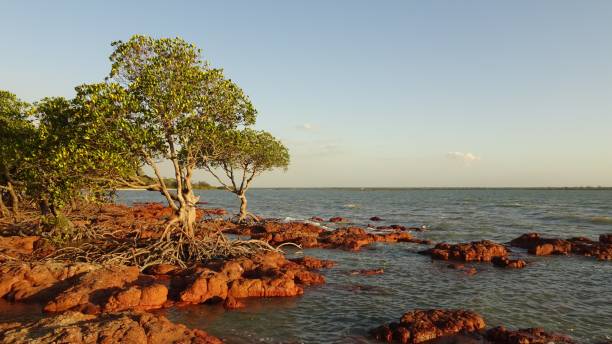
[26,95,140,209]
[0,91,35,214]
[198,126,290,194]
[105,35,256,162]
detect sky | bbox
[2,1,612,187]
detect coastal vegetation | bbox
[0,35,288,249]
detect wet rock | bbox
[249,221,325,248]
[421,241,508,262]
[179,271,229,304]
[370,309,486,343]
[370,216,384,221]
[491,257,527,269]
[464,267,478,276]
[329,217,348,223]
[174,252,325,304]
[309,216,325,222]
[350,268,384,276]
[290,256,335,269]
[0,311,222,344]
[511,233,611,260]
[600,234,612,245]
[223,296,245,309]
[43,265,140,313]
[485,326,576,343]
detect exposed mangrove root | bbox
[41,231,281,270]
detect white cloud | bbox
[446,152,481,163]
[296,123,318,131]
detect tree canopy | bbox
[198,127,290,221]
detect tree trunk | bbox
[6,181,19,221]
[0,192,8,218]
[177,192,198,237]
[238,193,248,223]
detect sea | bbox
[4,188,611,343]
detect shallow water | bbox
[117,189,612,343]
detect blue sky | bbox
[2,1,611,187]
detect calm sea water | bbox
[115,189,612,343]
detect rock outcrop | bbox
[370,309,486,343]
[370,309,577,344]
[43,265,140,313]
[511,233,612,261]
[420,241,508,262]
[170,252,328,305]
[226,221,430,251]
[0,311,221,344]
[0,262,98,302]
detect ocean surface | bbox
[115,188,612,344]
[2,189,609,343]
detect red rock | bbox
[223,296,245,309]
[512,233,611,260]
[144,263,179,275]
[421,241,508,262]
[485,326,576,343]
[0,262,98,302]
[329,217,348,223]
[290,256,335,269]
[0,236,40,258]
[350,268,384,276]
[370,309,486,343]
[179,271,229,304]
[465,267,478,275]
[600,234,612,244]
[250,221,324,248]
[0,311,222,344]
[492,257,527,269]
[104,283,168,312]
[43,265,140,313]
[370,216,384,221]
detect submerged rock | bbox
[0,311,221,344]
[329,217,348,223]
[370,216,384,221]
[290,256,335,269]
[350,268,384,276]
[485,326,576,344]
[491,257,527,269]
[420,240,508,262]
[370,309,486,343]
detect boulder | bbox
[370,309,486,343]
[0,311,221,344]
[43,265,139,313]
[421,241,508,262]
[491,257,527,269]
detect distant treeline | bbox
[135,175,222,190]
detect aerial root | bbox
[39,230,281,270]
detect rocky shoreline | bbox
[1,203,611,343]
